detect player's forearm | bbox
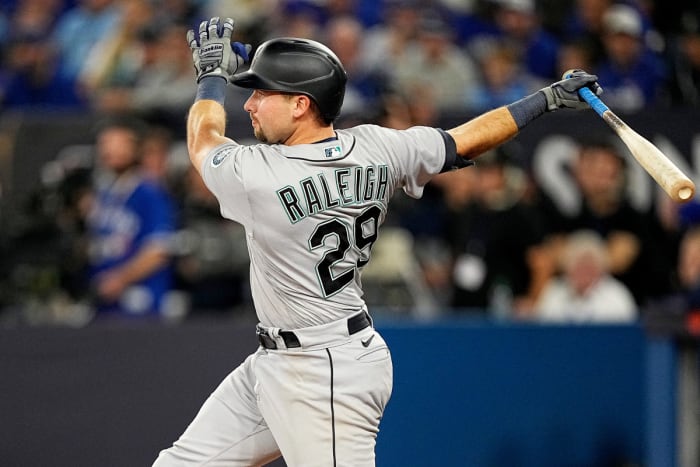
[187,77,233,173]
[447,107,519,160]
[448,91,549,160]
[187,100,228,171]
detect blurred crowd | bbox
[1,0,700,326]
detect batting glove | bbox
[540,69,602,111]
[187,17,251,83]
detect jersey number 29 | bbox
[309,206,381,296]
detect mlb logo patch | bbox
[324,146,342,158]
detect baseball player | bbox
[153,17,601,467]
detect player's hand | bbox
[186,17,251,83]
[540,69,602,111]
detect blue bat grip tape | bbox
[578,87,608,116]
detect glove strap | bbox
[196,76,227,106]
[506,91,547,130]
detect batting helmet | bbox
[231,37,348,123]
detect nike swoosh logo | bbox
[361,334,375,347]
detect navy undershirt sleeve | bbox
[438,128,473,173]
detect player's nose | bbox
[243,92,256,113]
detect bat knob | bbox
[561,68,585,80]
[562,69,576,80]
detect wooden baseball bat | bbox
[574,85,695,203]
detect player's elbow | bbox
[184,138,206,175]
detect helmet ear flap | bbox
[231,38,347,122]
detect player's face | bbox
[244,90,297,144]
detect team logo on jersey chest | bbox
[324,146,342,158]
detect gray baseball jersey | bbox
[201,124,457,329]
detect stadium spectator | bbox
[371,91,413,130]
[51,0,123,105]
[200,0,272,47]
[464,38,543,113]
[564,138,672,306]
[533,229,638,322]
[77,0,156,96]
[361,0,421,75]
[561,0,612,65]
[88,22,198,136]
[673,226,700,309]
[172,166,252,316]
[490,0,561,80]
[324,15,390,119]
[3,0,63,39]
[140,125,178,186]
[644,225,700,319]
[267,0,324,41]
[666,9,700,107]
[437,147,547,315]
[555,39,596,80]
[465,0,561,81]
[153,0,202,25]
[0,0,76,108]
[442,0,500,47]
[594,3,667,112]
[85,116,178,319]
[391,11,480,114]
[0,30,73,108]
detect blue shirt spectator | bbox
[52,0,121,86]
[1,32,83,108]
[467,0,561,80]
[86,117,177,318]
[0,0,83,109]
[465,39,543,112]
[594,3,667,111]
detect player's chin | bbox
[253,128,269,143]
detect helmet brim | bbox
[232,71,286,92]
[231,70,320,110]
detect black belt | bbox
[256,311,371,350]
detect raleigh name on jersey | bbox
[276,163,390,224]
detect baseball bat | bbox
[569,76,695,203]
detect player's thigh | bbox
[153,351,281,467]
[332,329,393,465]
[255,330,393,467]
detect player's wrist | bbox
[506,92,548,130]
[196,76,227,106]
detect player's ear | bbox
[292,94,313,118]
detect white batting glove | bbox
[186,17,251,83]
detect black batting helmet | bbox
[231,37,348,123]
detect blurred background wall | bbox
[0,317,662,467]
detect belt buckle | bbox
[256,326,278,349]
